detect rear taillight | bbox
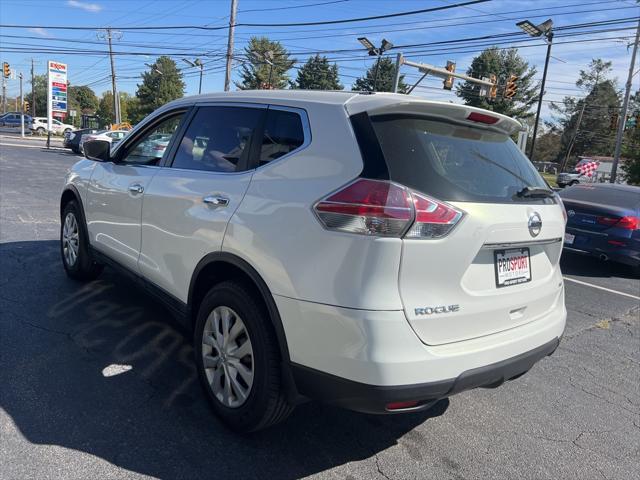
[597,215,639,230]
[153,144,166,151]
[314,178,464,239]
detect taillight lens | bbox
[405,191,464,239]
[314,178,464,239]
[597,215,639,230]
[314,179,412,236]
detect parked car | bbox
[0,112,32,128]
[30,117,74,136]
[78,129,129,153]
[64,128,99,154]
[560,183,639,272]
[61,91,566,432]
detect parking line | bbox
[563,276,640,300]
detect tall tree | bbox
[621,90,640,185]
[457,47,538,119]
[136,56,185,118]
[24,74,47,116]
[68,85,98,113]
[292,54,342,90]
[236,37,296,90]
[96,91,129,126]
[352,57,407,93]
[550,59,621,168]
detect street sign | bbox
[48,61,68,113]
[47,61,67,135]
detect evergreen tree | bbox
[136,56,185,118]
[550,59,621,168]
[236,37,296,90]
[352,57,407,93]
[621,91,640,185]
[293,54,342,90]
[456,47,538,119]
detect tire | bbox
[194,281,293,432]
[569,180,579,186]
[72,146,80,154]
[36,127,45,135]
[60,200,103,281]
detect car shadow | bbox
[560,251,637,279]
[0,240,447,480]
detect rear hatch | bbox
[368,109,565,346]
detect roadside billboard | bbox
[47,61,67,131]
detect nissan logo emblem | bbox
[528,212,542,237]
[567,209,575,217]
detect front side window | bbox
[259,109,305,166]
[120,114,184,166]
[172,106,263,173]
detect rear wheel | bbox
[569,180,579,186]
[194,281,293,432]
[36,127,45,135]
[60,201,103,280]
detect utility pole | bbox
[31,58,35,117]
[19,72,24,138]
[610,18,639,184]
[2,77,6,114]
[529,33,553,162]
[561,101,586,172]
[393,53,403,93]
[98,28,122,125]
[224,0,238,91]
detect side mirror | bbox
[84,139,111,162]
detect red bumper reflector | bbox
[607,240,626,246]
[386,400,419,410]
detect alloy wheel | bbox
[62,212,79,267]
[202,306,254,408]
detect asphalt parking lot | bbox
[1,137,638,480]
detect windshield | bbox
[370,114,550,204]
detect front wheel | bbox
[36,127,45,135]
[569,180,579,186]
[194,281,293,432]
[60,201,103,281]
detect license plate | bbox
[564,233,575,245]
[494,248,531,288]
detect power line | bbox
[0,0,492,31]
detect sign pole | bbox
[47,62,52,148]
[19,73,24,138]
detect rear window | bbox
[560,185,640,209]
[370,115,549,204]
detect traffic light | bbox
[610,113,619,131]
[504,74,518,99]
[2,62,10,78]
[23,100,29,113]
[489,74,497,99]
[443,61,456,90]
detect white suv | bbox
[31,116,74,135]
[60,91,567,432]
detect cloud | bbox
[28,27,52,37]
[67,0,103,12]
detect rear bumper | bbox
[291,337,560,414]
[564,227,640,267]
[276,287,566,413]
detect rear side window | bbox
[172,106,263,173]
[259,109,305,166]
[370,115,549,204]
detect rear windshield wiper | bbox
[515,186,555,198]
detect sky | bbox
[0,0,638,123]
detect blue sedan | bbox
[0,112,32,127]
[560,183,639,273]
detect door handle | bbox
[129,184,144,194]
[203,195,229,207]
